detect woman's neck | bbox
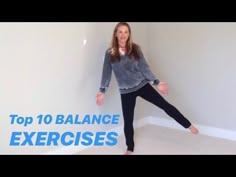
[118,42,126,48]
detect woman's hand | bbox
[156,82,168,94]
[96,92,104,105]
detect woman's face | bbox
[116,25,129,44]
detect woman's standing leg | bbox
[120,91,137,152]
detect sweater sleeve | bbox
[138,50,160,86]
[99,50,112,93]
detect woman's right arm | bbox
[96,50,112,105]
[99,50,112,94]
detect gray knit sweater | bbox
[99,48,159,94]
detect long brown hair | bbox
[109,22,142,63]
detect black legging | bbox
[120,83,192,151]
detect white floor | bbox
[76,125,236,155]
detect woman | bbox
[96,22,199,155]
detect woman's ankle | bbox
[124,150,133,155]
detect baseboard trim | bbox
[147,116,236,141]
[42,116,236,154]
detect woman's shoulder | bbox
[105,48,114,58]
[132,43,143,56]
[133,43,141,50]
[104,47,111,54]
[103,48,112,60]
[106,47,112,53]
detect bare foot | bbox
[189,125,199,134]
[124,150,133,155]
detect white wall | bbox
[146,22,236,131]
[0,22,113,154]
